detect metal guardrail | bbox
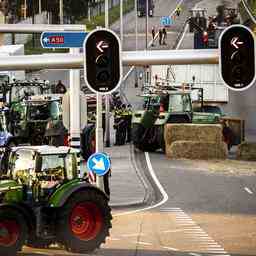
[0,24,86,33]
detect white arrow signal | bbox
[43,37,49,44]
[231,37,244,49]
[92,157,105,171]
[97,41,109,53]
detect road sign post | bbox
[219,24,256,91]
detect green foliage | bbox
[79,0,134,30]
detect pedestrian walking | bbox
[176,6,181,17]
[162,28,167,45]
[125,104,133,143]
[151,26,156,46]
[159,28,163,45]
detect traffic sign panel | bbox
[40,31,88,48]
[160,16,172,27]
[87,152,111,176]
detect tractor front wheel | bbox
[0,207,28,256]
[57,190,112,253]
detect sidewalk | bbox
[105,116,147,208]
[106,144,147,207]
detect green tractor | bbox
[0,146,112,255]
[132,88,220,152]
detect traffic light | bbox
[83,28,122,94]
[219,24,256,91]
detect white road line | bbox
[113,152,169,217]
[162,229,184,233]
[135,241,152,246]
[162,246,179,251]
[189,253,202,256]
[122,233,145,237]
[107,237,121,241]
[244,187,253,194]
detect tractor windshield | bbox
[169,94,192,112]
[11,150,35,181]
[41,154,77,180]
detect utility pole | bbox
[38,0,42,14]
[134,0,138,87]
[59,0,63,24]
[24,0,27,19]
[120,0,123,47]
[145,0,148,49]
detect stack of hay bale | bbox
[237,142,256,161]
[164,124,228,160]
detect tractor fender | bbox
[0,203,36,231]
[48,181,109,208]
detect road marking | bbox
[113,152,169,217]
[135,241,152,246]
[190,253,202,256]
[244,187,253,194]
[162,246,179,251]
[162,229,184,233]
[122,233,145,237]
[106,237,121,241]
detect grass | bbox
[24,0,134,54]
[79,0,134,30]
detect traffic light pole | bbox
[105,0,111,148]
[96,93,105,190]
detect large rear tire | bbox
[57,190,112,253]
[0,207,28,256]
[132,124,159,152]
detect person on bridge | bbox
[151,26,156,46]
[162,28,167,45]
[159,28,163,45]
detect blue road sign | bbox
[40,31,88,48]
[87,152,111,176]
[160,16,172,27]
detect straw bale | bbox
[164,124,223,146]
[237,142,256,161]
[166,140,228,160]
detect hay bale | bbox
[237,142,256,161]
[164,124,223,146]
[166,140,228,160]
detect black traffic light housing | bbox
[219,24,256,91]
[83,28,122,94]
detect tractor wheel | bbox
[57,190,112,253]
[132,124,159,152]
[0,207,28,256]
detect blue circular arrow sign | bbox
[87,152,111,176]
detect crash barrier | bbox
[237,142,256,161]
[164,123,228,159]
[220,117,245,146]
